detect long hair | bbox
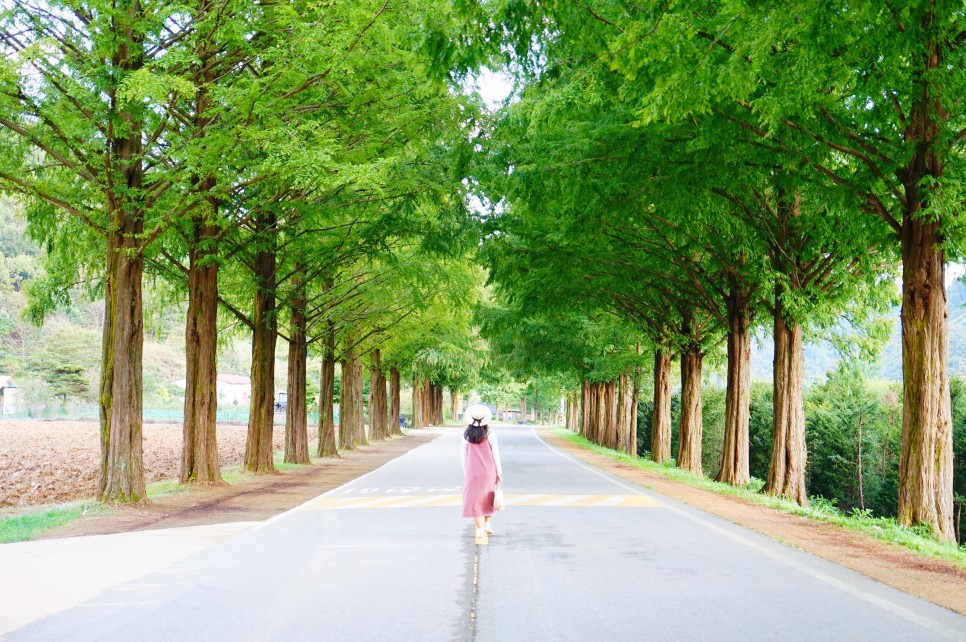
[464,419,489,444]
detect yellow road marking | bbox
[305,494,663,510]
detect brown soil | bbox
[0,419,435,537]
[0,420,286,507]
[539,430,966,616]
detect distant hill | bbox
[751,278,966,383]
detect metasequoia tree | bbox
[609,0,966,537]
[0,0,202,500]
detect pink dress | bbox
[462,437,497,518]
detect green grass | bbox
[552,427,966,568]
[0,502,102,543]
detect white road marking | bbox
[533,428,966,640]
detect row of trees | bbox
[0,0,484,501]
[448,1,966,541]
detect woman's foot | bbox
[474,527,487,540]
[485,521,494,535]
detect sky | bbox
[468,69,513,111]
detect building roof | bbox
[0,375,16,388]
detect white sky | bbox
[468,69,513,111]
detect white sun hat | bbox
[463,403,493,427]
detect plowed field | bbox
[0,420,305,508]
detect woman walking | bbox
[461,404,502,539]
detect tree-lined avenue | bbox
[4,427,964,641]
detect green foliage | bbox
[804,365,902,518]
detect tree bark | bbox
[389,368,402,435]
[412,378,423,429]
[181,218,220,484]
[98,233,117,499]
[605,380,618,449]
[450,389,462,424]
[340,343,365,448]
[898,217,954,539]
[354,355,367,444]
[651,349,672,463]
[317,330,338,457]
[339,358,355,450]
[435,383,444,425]
[593,382,606,445]
[678,346,703,475]
[245,232,277,474]
[284,274,310,464]
[616,374,634,454]
[368,349,388,440]
[764,293,807,504]
[718,289,752,486]
[180,15,220,486]
[98,2,147,504]
[100,218,147,501]
[893,33,954,540]
[580,380,590,438]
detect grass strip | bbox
[552,427,966,568]
[0,502,101,544]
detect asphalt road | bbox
[6,426,966,641]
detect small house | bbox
[0,375,18,415]
[170,373,252,406]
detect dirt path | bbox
[538,429,966,616]
[41,432,437,539]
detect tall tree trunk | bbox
[898,217,954,539]
[856,410,865,510]
[651,349,672,463]
[284,275,309,464]
[339,358,356,450]
[389,368,402,435]
[245,233,277,474]
[101,218,147,501]
[580,381,590,438]
[605,380,618,449]
[98,232,117,499]
[765,294,807,504]
[896,36,954,540]
[180,16,220,486]
[317,330,338,457]
[678,346,703,475]
[412,378,423,429]
[567,392,579,432]
[630,341,641,458]
[616,374,633,454]
[348,347,366,446]
[718,289,751,486]
[99,2,147,503]
[450,389,462,424]
[181,218,220,484]
[369,349,387,440]
[589,383,601,445]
